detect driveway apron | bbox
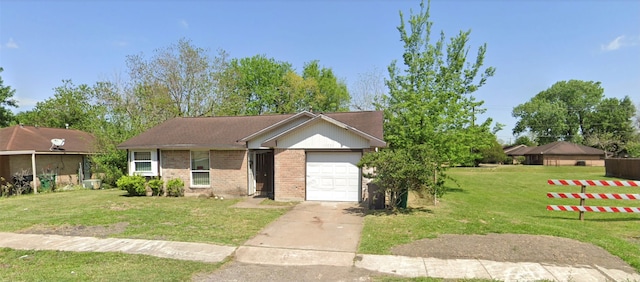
[244,201,365,252]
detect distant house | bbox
[0,125,97,191]
[523,141,605,166]
[118,111,386,202]
[503,144,530,164]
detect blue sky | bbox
[1,0,638,142]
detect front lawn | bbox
[0,248,222,281]
[359,166,640,271]
[0,189,288,246]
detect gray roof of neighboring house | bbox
[0,125,96,153]
[117,111,385,149]
[524,141,604,156]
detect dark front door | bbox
[255,152,274,198]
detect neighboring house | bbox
[523,141,605,166]
[118,111,386,202]
[503,144,530,164]
[0,125,97,191]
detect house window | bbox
[191,151,210,186]
[133,152,152,172]
[129,150,158,176]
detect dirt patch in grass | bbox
[391,233,637,273]
[18,222,129,238]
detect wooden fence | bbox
[605,158,640,180]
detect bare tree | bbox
[350,66,386,111]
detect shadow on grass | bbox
[365,207,434,216]
[446,187,466,193]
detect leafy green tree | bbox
[585,97,636,150]
[513,80,636,154]
[513,136,536,147]
[513,80,603,144]
[14,80,94,129]
[477,138,507,164]
[219,55,294,115]
[360,0,496,207]
[0,67,18,127]
[301,60,350,112]
[219,56,351,115]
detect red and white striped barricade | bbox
[547,179,640,220]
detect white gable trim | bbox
[239,111,316,142]
[261,114,386,148]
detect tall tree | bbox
[350,67,386,111]
[218,56,351,115]
[301,60,350,112]
[0,67,18,127]
[14,80,94,129]
[219,55,293,115]
[513,80,636,154]
[360,0,496,207]
[125,38,226,119]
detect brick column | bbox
[273,149,305,201]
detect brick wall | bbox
[8,154,83,187]
[160,150,191,194]
[542,155,604,166]
[273,148,306,201]
[161,149,249,197]
[211,150,247,197]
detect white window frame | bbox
[129,150,158,176]
[190,150,210,187]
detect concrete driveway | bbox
[244,201,365,252]
[237,201,365,266]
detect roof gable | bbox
[261,114,386,148]
[0,125,96,153]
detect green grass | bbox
[0,189,288,245]
[359,166,640,271]
[0,248,221,281]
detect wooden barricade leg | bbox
[579,185,586,221]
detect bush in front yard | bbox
[116,175,146,196]
[166,178,184,197]
[147,178,164,196]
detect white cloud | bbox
[5,38,18,49]
[114,40,129,47]
[180,19,189,29]
[601,35,639,52]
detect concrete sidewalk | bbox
[0,232,639,281]
[0,232,640,282]
[0,232,235,263]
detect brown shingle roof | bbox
[118,111,384,149]
[524,141,604,156]
[504,145,531,156]
[0,125,96,153]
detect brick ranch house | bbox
[0,125,96,192]
[522,141,605,166]
[117,111,386,202]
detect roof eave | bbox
[239,111,315,142]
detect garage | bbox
[306,152,361,202]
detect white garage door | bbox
[306,152,361,202]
